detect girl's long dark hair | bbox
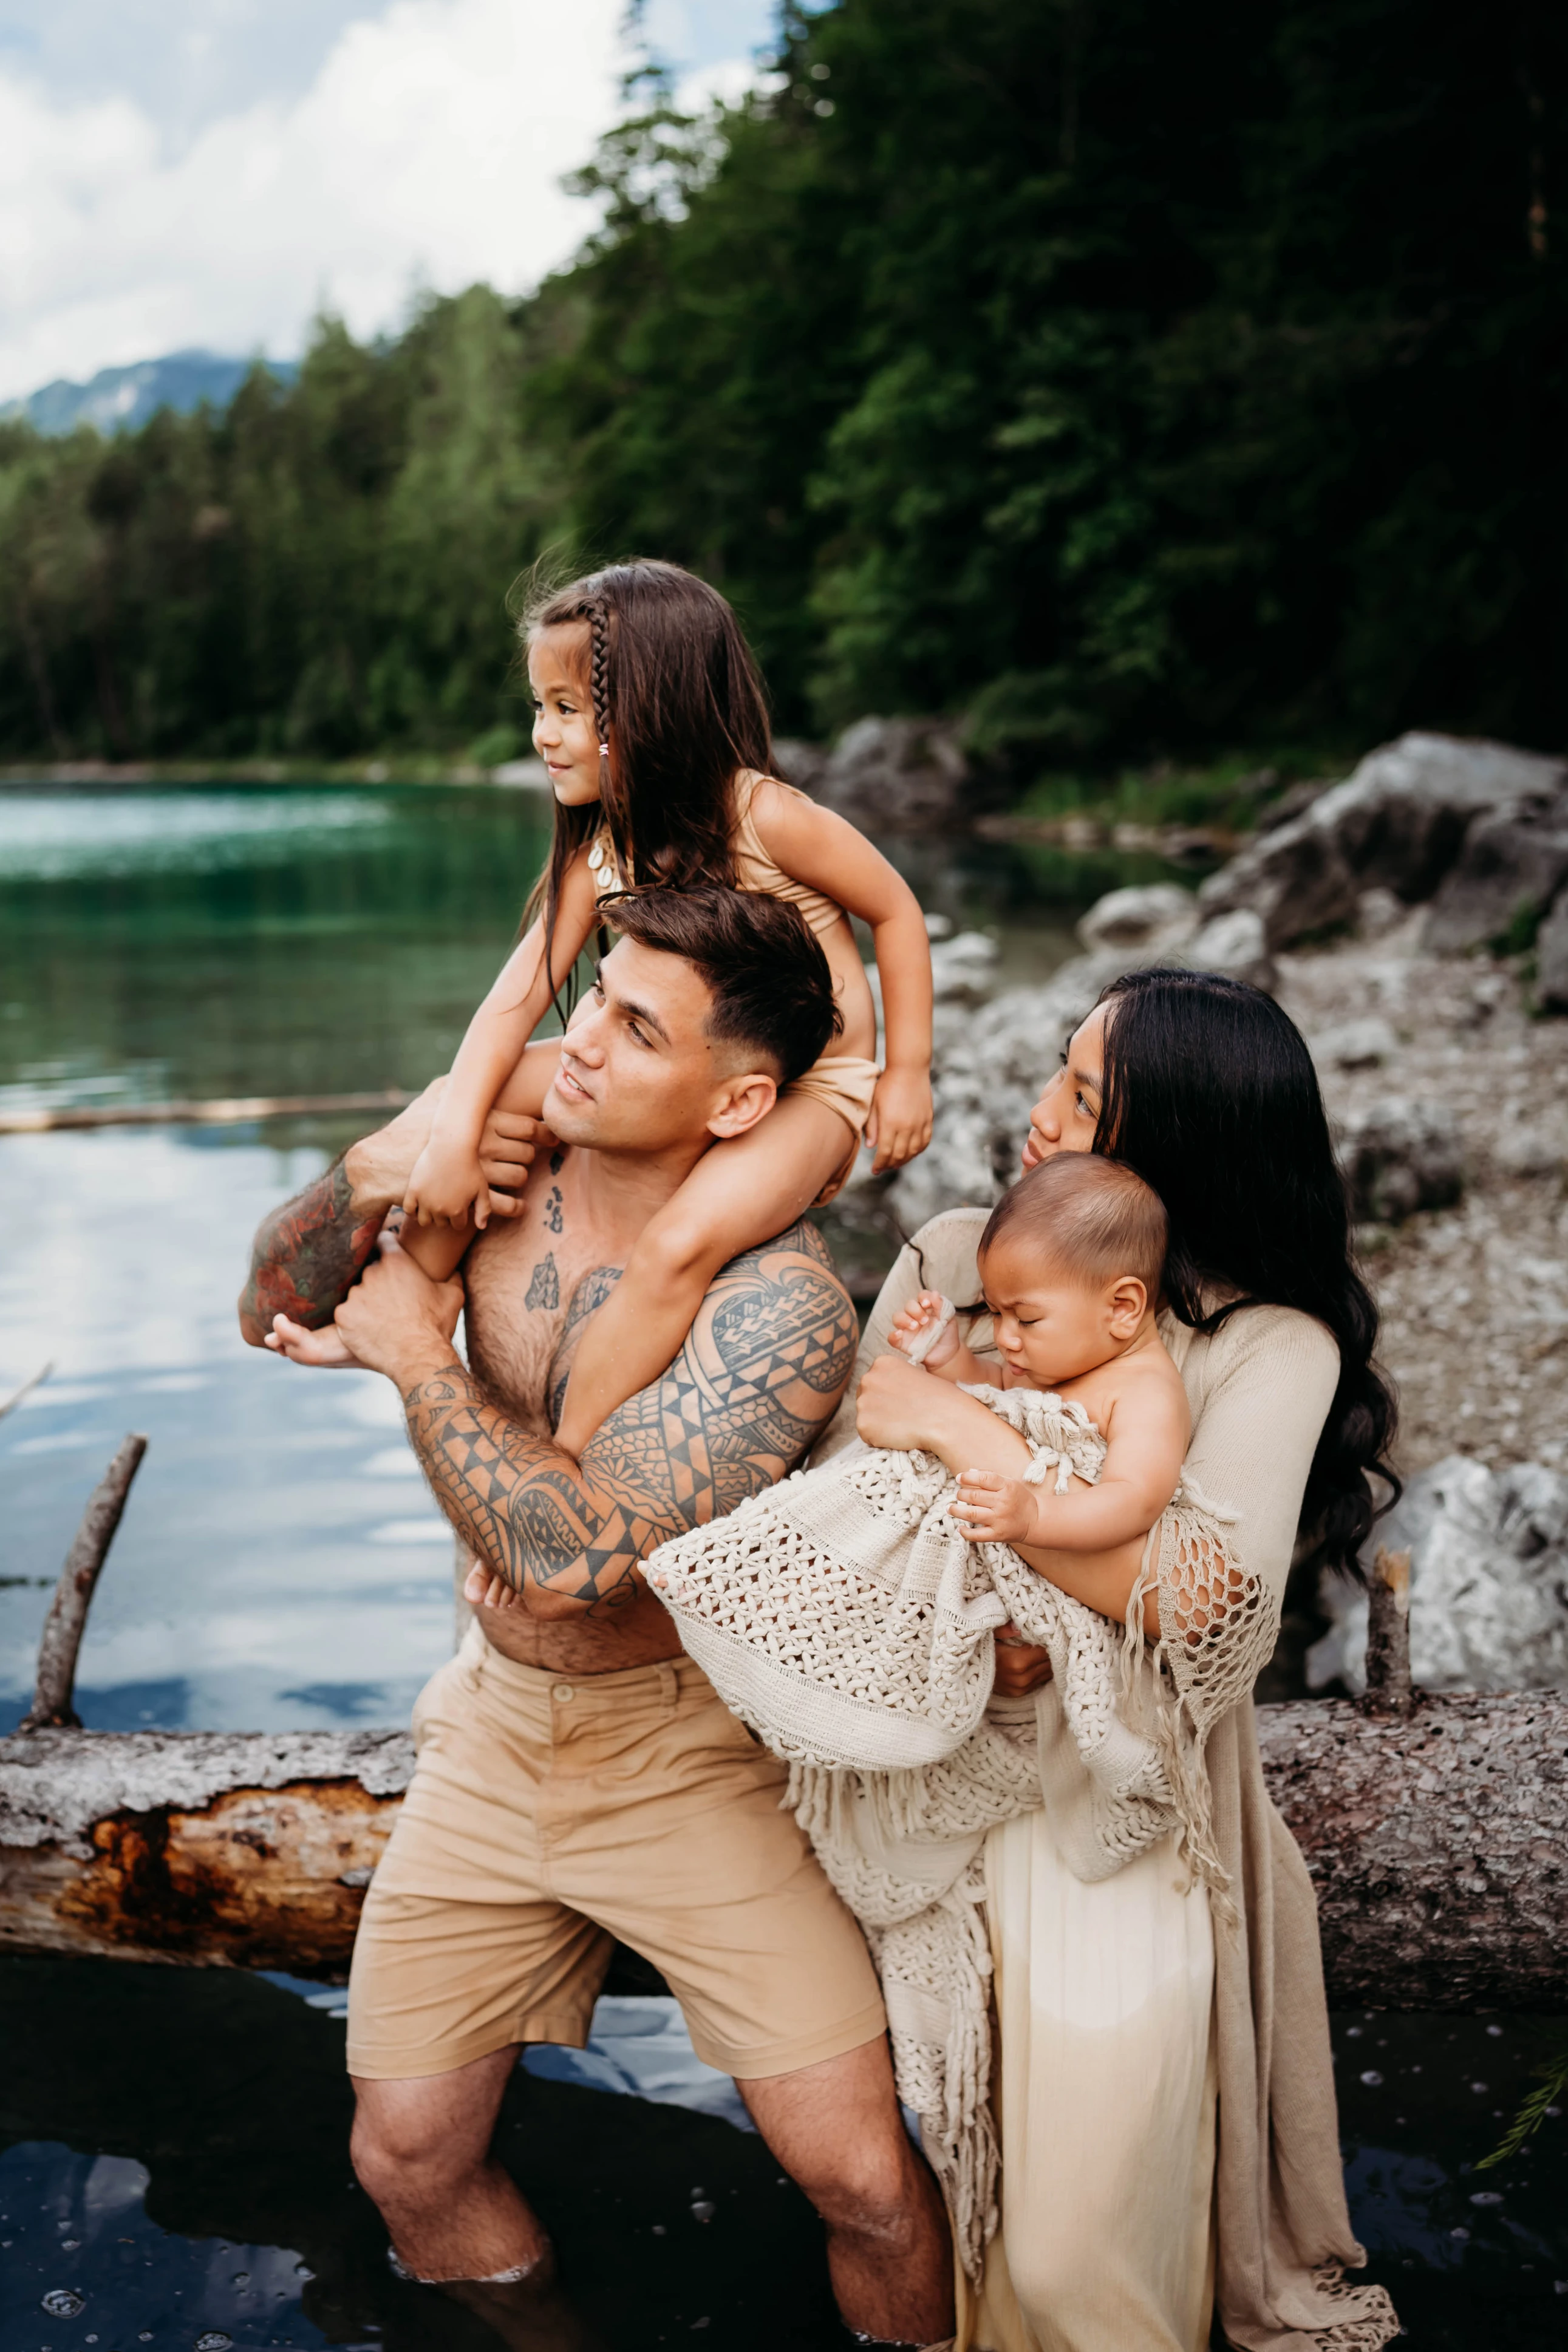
[518,559,773,1005]
[1094,968,1399,1579]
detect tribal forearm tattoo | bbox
[401,1223,857,1617]
[238,1157,384,1341]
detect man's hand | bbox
[347,1082,545,1225]
[330,1245,465,1387]
[949,1468,1042,1547]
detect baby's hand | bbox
[889,1291,958,1369]
[951,1468,1042,1547]
[404,1134,489,1231]
[866,1066,934,1175]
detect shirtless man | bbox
[239,885,955,2352]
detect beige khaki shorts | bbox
[346,1626,885,2083]
[788,1052,880,1205]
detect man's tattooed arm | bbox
[237,1158,386,1345]
[401,1221,857,1617]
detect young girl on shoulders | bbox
[315,559,934,1454]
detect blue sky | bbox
[0,1,780,401]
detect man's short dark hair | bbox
[601,884,843,1083]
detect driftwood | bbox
[21,1434,147,1730]
[0,1361,52,1423]
[2,1695,1564,1999]
[0,1088,414,1136]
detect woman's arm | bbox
[855,1355,1162,1631]
[748,784,933,1170]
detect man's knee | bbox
[350,2078,482,2207]
[795,2125,932,2245]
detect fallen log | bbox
[2,1695,1564,2000]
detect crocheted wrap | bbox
[646,1379,1259,2275]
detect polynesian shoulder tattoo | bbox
[403,1220,856,1617]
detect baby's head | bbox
[977,1154,1167,1389]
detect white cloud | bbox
[0,0,631,401]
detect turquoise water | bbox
[0,783,1561,2350]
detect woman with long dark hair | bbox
[840,967,1400,2352]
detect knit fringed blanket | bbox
[646,1382,1248,2277]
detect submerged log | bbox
[0,1088,414,1135]
[2,1695,1564,1999]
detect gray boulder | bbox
[1538,886,1568,1012]
[1308,1454,1568,1695]
[1422,796,1568,953]
[1076,883,1197,956]
[1198,732,1568,948]
[1337,1097,1463,1223]
[1311,1017,1399,1072]
[813,717,972,833]
[770,737,830,796]
[1183,907,1278,992]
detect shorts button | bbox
[552,1683,575,1703]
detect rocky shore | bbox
[835,731,1568,1699]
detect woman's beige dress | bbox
[819,1210,1397,2352]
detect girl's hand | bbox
[950,1468,1041,1547]
[866,1066,934,1175]
[404,1134,489,1230]
[888,1291,958,1369]
[465,1562,522,1612]
[265,1313,360,1368]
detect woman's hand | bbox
[855,1352,952,1451]
[992,1627,1053,1697]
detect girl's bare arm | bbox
[408,851,598,1220]
[748,783,934,1170]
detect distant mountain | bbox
[2,349,299,437]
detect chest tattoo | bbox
[525,1252,560,1312]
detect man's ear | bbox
[706,1071,779,1142]
[1107,1275,1148,1337]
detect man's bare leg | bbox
[741,2036,955,2348]
[351,2048,550,2281]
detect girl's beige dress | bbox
[816,1210,1397,2352]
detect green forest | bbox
[1,0,1564,774]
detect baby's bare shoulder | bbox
[1100,1341,1191,1436]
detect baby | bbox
[890,1153,1191,1556]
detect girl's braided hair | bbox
[517,559,773,1013]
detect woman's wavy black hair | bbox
[1093,967,1399,1579]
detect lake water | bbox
[0,782,1562,2350]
